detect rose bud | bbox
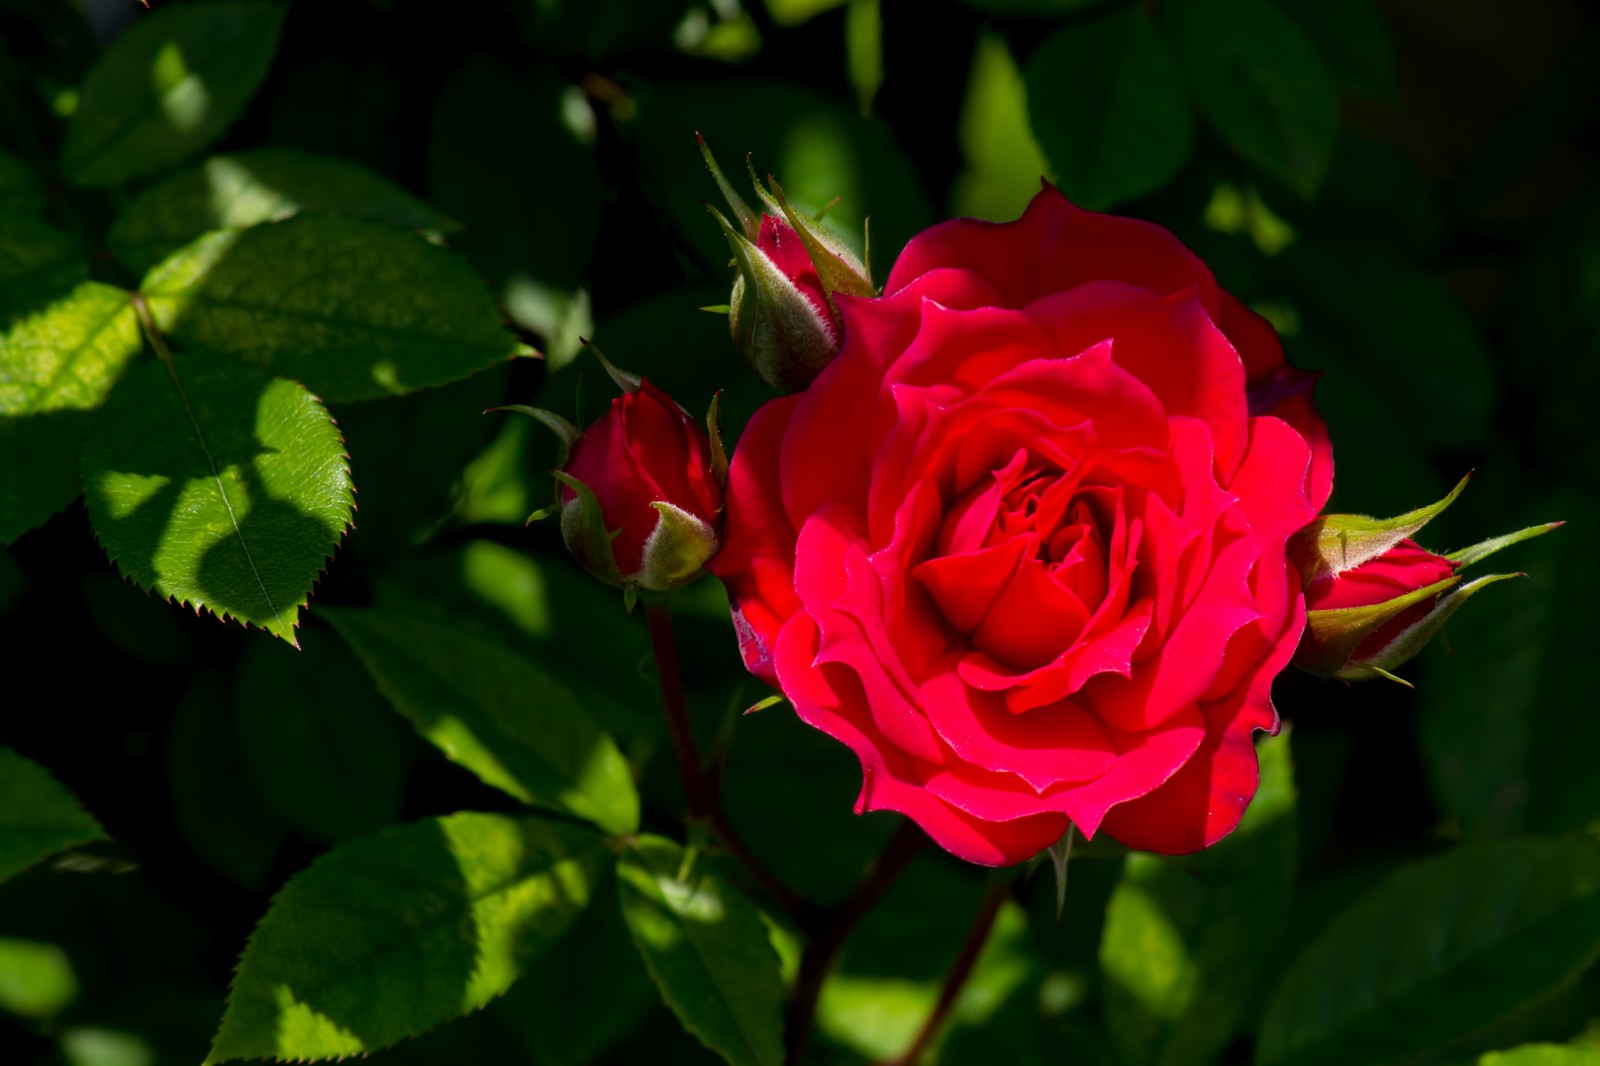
[699,135,874,393]
[506,366,726,598]
[1292,478,1561,683]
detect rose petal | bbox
[886,185,1221,315]
[708,395,803,684]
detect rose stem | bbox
[643,595,814,926]
[879,877,1013,1066]
[785,818,926,1064]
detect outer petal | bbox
[707,395,803,683]
[886,184,1221,314]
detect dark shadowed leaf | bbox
[109,149,460,274]
[233,635,409,844]
[207,813,608,1063]
[1025,9,1193,210]
[1256,839,1600,1066]
[81,357,354,643]
[1101,731,1296,1066]
[625,78,933,280]
[1276,0,1394,97]
[0,747,106,883]
[1165,0,1338,197]
[61,2,287,186]
[0,281,142,543]
[1417,493,1599,837]
[140,215,533,402]
[0,149,40,215]
[427,57,599,368]
[167,674,287,889]
[616,835,786,1066]
[322,606,640,835]
[0,215,86,309]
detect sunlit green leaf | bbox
[61,2,287,186]
[233,636,409,844]
[0,937,78,1018]
[1256,839,1600,1066]
[1165,0,1338,197]
[322,606,640,835]
[0,746,106,883]
[81,357,354,643]
[952,32,1050,223]
[1101,732,1296,1066]
[140,216,532,402]
[109,149,460,274]
[207,813,608,1063]
[0,281,142,543]
[1025,9,1192,210]
[1480,1045,1600,1066]
[616,835,786,1066]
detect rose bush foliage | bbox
[712,187,1334,865]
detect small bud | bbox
[700,136,873,393]
[553,377,725,593]
[1292,481,1562,682]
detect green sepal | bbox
[706,391,730,489]
[581,340,642,394]
[743,694,786,716]
[698,134,760,240]
[1446,520,1563,569]
[1293,473,1470,582]
[710,205,837,393]
[743,155,784,217]
[639,501,720,591]
[489,404,578,466]
[1045,825,1075,922]
[1337,572,1523,682]
[764,175,875,301]
[1299,573,1462,677]
[552,469,624,588]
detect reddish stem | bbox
[785,819,927,1064]
[643,596,814,926]
[880,878,1012,1066]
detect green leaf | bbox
[616,835,786,1066]
[321,606,640,835]
[0,747,106,883]
[1101,731,1296,1066]
[0,937,78,1019]
[956,0,1114,11]
[1256,839,1600,1066]
[61,2,287,186]
[953,33,1051,222]
[233,635,409,844]
[0,215,87,310]
[1164,0,1338,197]
[207,812,608,1063]
[1025,10,1193,210]
[108,149,461,274]
[140,215,532,402]
[0,281,142,543]
[81,357,355,644]
[1275,0,1394,97]
[1480,1045,1600,1066]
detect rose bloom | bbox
[1300,539,1457,664]
[711,187,1332,865]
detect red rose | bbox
[711,187,1332,865]
[558,378,723,592]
